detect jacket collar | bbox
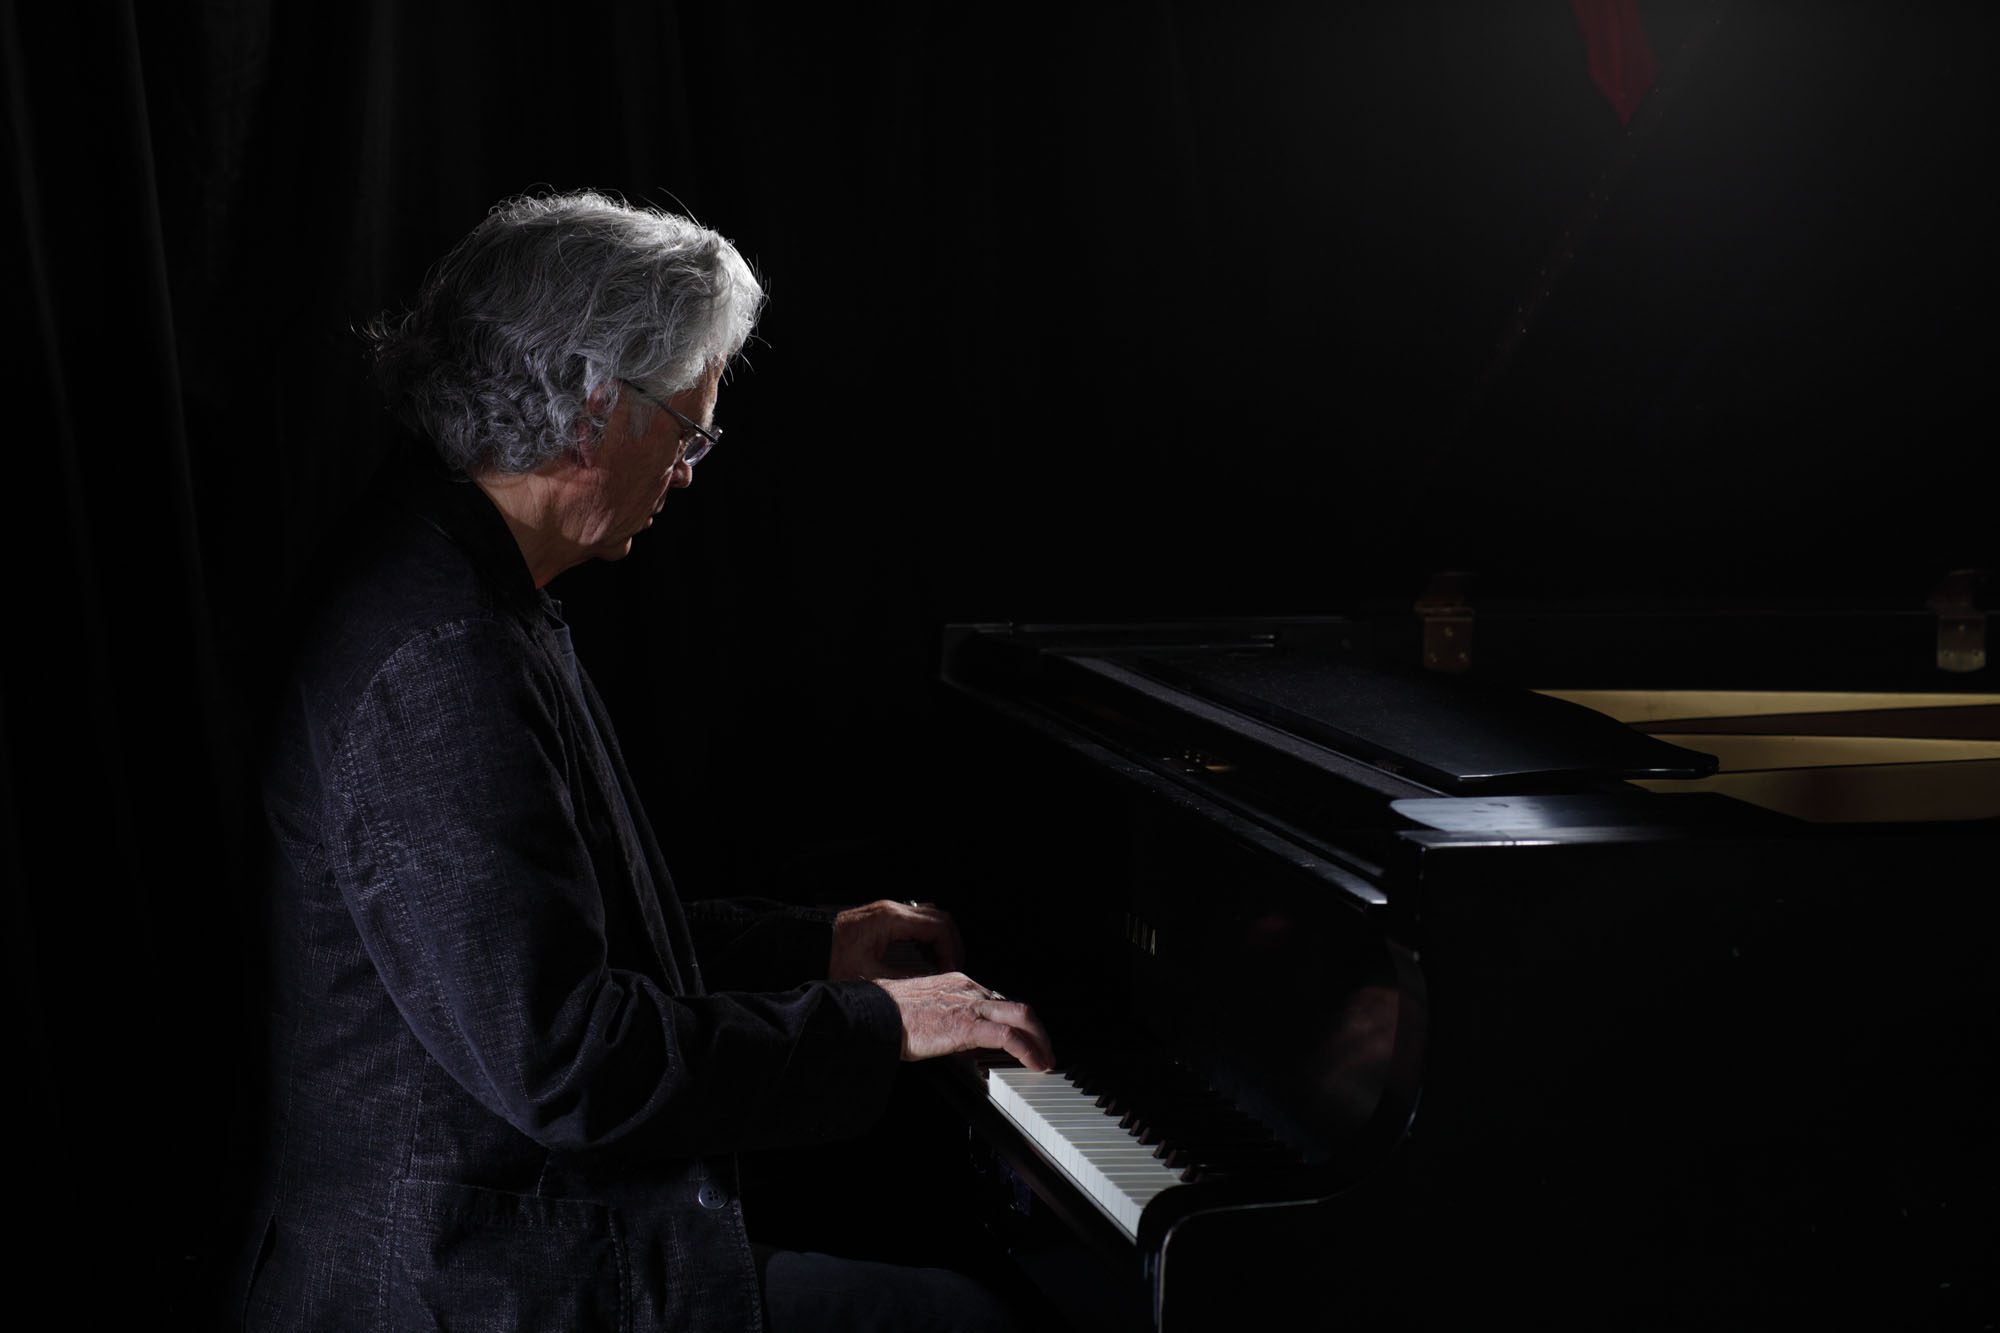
[393,444,544,612]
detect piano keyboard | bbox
[985,1066,1186,1239]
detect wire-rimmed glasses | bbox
[618,378,722,468]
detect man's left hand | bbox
[829,899,966,980]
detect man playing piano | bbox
[238,190,1052,1332]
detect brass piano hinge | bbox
[1928,569,1988,674]
[1416,571,1476,673]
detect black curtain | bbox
[5,1,1993,1322]
[5,1,250,1317]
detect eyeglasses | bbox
[618,378,722,468]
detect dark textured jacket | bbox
[241,454,905,1331]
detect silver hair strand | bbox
[364,190,765,475]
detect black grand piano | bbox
[857,6,2000,1327]
[926,599,1998,1330]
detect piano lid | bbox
[1062,643,1716,792]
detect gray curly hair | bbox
[365,190,765,475]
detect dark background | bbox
[3,0,1992,1322]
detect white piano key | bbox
[985,1067,1185,1239]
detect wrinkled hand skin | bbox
[828,899,966,980]
[872,972,1056,1072]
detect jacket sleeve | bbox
[684,897,840,993]
[321,617,905,1158]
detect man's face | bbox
[576,365,721,562]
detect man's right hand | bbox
[872,972,1055,1072]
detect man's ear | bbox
[567,385,617,468]
[568,378,628,466]
[540,427,599,478]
